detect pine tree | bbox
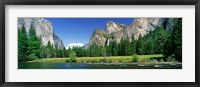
[18,25,29,61]
[55,45,59,57]
[130,34,136,54]
[46,41,52,58]
[137,34,144,55]
[124,35,131,55]
[171,18,182,61]
[112,40,118,56]
[63,47,67,57]
[101,47,107,58]
[164,18,182,62]
[40,46,47,58]
[27,25,41,60]
[154,26,168,54]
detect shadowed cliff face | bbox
[17,18,64,49]
[88,18,175,47]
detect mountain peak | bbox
[106,21,126,34]
[17,18,64,49]
[88,18,175,47]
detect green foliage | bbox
[136,26,169,55]
[27,25,41,60]
[101,47,107,58]
[164,18,182,62]
[154,26,168,54]
[18,25,29,62]
[130,34,136,54]
[132,54,139,62]
[111,40,118,56]
[166,54,176,62]
[31,54,163,63]
[171,18,182,62]
[27,53,38,61]
[69,51,77,62]
[136,34,144,55]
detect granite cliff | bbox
[88,18,175,47]
[17,18,64,49]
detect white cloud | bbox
[65,43,84,49]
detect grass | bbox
[32,54,163,63]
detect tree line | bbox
[18,18,182,62]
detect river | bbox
[18,62,182,69]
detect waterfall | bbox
[107,39,110,46]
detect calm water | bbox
[18,62,182,69]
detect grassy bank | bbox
[30,54,163,63]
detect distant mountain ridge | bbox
[17,18,64,49]
[86,18,175,48]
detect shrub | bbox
[159,58,164,62]
[65,59,71,62]
[27,54,38,61]
[166,54,176,62]
[107,59,112,63]
[132,54,139,62]
[100,58,107,63]
[69,51,76,62]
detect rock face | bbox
[89,29,108,46]
[53,32,64,49]
[88,18,175,47]
[17,18,64,49]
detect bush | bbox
[100,58,107,63]
[132,54,139,62]
[69,51,76,62]
[65,59,71,62]
[107,59,112,63]
[166,57,176,62]
[159,58,164,62]
[27,54,38,61]
[166,54,176,62]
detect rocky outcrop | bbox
[106,21,126,34]
[88,18,175,47]
[17,18,64,49]
[89,29,108,46]
[53,32,64,49]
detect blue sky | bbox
[45,18,134,47]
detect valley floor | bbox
[29,54,165,63]
[19,54,182,69]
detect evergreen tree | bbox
[164,18,182,62]
[63,47,67,57]
[55,45,59,57]
[120,38,126,55]
[40,46,47,58]
[101,47,107,58]
[172,18,182,62]
[112,40,118,56]
[27,25,41,60]
[46,41,53,58]
[154,26,168,54]
[130,34,136,54]
[18,25,29,61]
[124,35,131,55]
[137,34,144,55]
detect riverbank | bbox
[19,54,182,69]
[18,62,182,69]
[27,54,164,63]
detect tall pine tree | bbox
[18,25,29,61]
[27,25,41,60]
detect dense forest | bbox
[18,18,182,62]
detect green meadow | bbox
[30,54,163,63]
